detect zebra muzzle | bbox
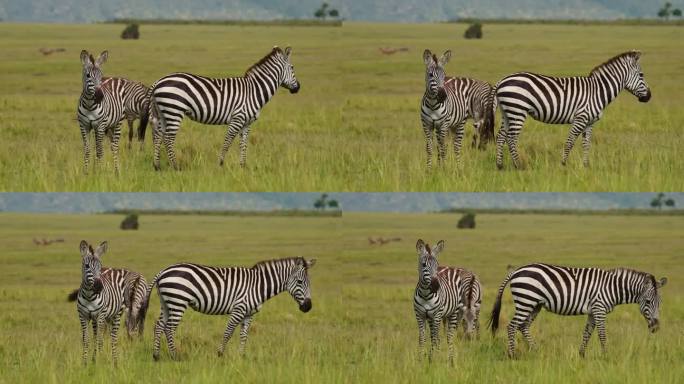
[648,319,659,333]
[289,82,301,94]
[299,298,312,312]
[638,90,651,103]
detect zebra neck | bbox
[245,63,280,107]
[591,66,625,107]
[80,91,98,107]
[254,261,291,302]
[423,91,443,107]
[606,270,643,305]
[79,283,99,300]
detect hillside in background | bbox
[0,0,679,22]
[0,193,680,213]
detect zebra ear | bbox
[423,50,433,65]
[306,259,316,268]
[80,50,91,66]
[284,46,292,59]
[416,239,426,253]
[657,277,667,288]
[79,240,89,257]
[432,240,445,256]
[438,50,452,67]
[94,241,108,258]
[95,51,108,67]
[631,50,642,60]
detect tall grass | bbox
[0,22,682,191]
[0,212,682,382]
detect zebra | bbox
[140,257,316,360]
[77,50,150,174]
[413,239,482,364]
[75,240,130,364]
[495,50,651,170]
[420,49,496,169]
[149,46,300,171]
[488,263,667,358]
[104,78,151,149]
[68,267,148,338]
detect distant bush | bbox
[120,214,139,230]
[121,24,140,39]
[457,213,476,229]
[464,22,483,39]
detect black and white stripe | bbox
[489,263,667,357]
[421,49,496,168]
[495,50,651,169]
[75,240,128,364]
[413,239,482,364]
[149,46,300,171]
[141,257,316,360]
[109,78,150,149]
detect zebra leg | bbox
[127,117,135,149]
[428,317,441,362]
[474,307,481,339]
[163,128,180,171]
[110,312,122,365]
[436,127,447,167]
[422,122,434,170]
[582,126,593,168]
[471,121,481,149]
[153,312,165,361]
[416,315,427,360]
[95,126,106,166]
[520,305,542,350]
[238,315,253,355]
[80,123,91,174]
[452,121,466,165]
[152,105,165,171]
[595,311,608,356]
[239,124,252,168]
[506,122,524,169]
[446,314,460,366]
[495,116,509,170]
[79,314,89,364]
[219,120,243,167]
[163,305,186,361]
[562,121,586,166]
[579,314,596,358]
[110,123,122,175]
[217,312,244,357]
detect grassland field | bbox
[0,22,682,191]
[0,212,682,383]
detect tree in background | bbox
[314,3,340,19]
[313,193,340,210]
[650,193,676,209]
[658,2,682,20]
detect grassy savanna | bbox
[0,212,682,382]
[0,22,683,191]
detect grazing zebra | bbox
[140,257,316,360]
[77,50,150,173]
[75,240,129,364]
[105,78,151,149]
[495,50,651,169]
[149,46,300,171]
[420,49,496,169]
[488,263,667,358]
[69,267,148,338]
[413,239,482,363]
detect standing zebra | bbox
[489,263,667,358]
[495,50,651,169]
[420,49,496,169]
[149,46,300,171]
[68,267,149,338]
[77,50,150,173]
[413,239,482,363]
[141,257,316,360]
[75,240,129,364]
[104,78,151,149]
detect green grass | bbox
[0,22,682,191]
[1,211,682,383]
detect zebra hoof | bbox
[153,353,160,361]
[496,163,503,170]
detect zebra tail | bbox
[67,288,79,302]
[137,102,150,142]
[126,275,142,335]
[479,87,496,149]
[138,270,163,330]
[487,270,515,335]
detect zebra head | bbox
[624,51,651,103]
[639,275,667,333]
[80,50,108,101]
[416,239,443,293]
[79,240,107,294]
[286,257,316,312]
[277,46,300,94]
[422,49,451,103]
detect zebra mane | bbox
[607,267,655,287]
[244,48,283,76]
[251,256,305,269]
[589,51,640,75]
